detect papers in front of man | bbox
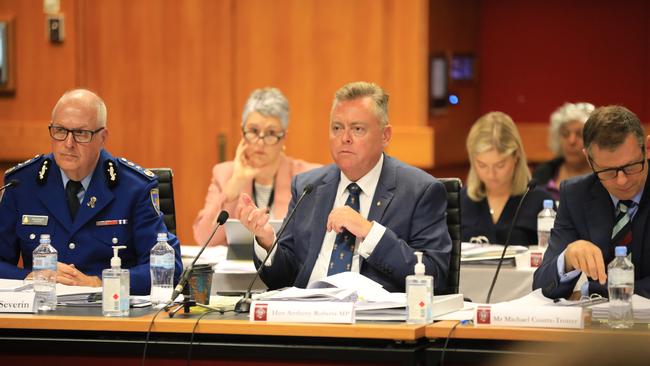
[461,242,528,264]
[591,294,650,323]
[248,272,463,323]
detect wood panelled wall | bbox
[0,0,431,244]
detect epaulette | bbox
[116,157,156,180]
[5,154,43,177]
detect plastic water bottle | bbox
[608,246,634,328]
[150,232,175,307]
[33,234,57,311]
[537,199,556,248]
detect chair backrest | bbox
[149,168,177,235]
[438,177,462,295]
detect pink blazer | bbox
[192,154,321,246]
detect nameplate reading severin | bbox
[0,292,36,313]
[250,301,355,324]
[474,305,583,329]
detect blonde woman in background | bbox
[461,112,551,246]
[193,88,320,246]
[533,102,594,202]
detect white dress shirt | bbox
[254,154,387,286]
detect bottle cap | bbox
[543,200,554,209]
[414,251,425,275]
[111,245,127,268]
[615,246,628,257]
[39,234,51,243]
[157,232,168,242]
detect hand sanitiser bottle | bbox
[103,245,130,317]
[406,251,433,324]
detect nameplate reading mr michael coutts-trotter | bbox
[250,301,355,324]
[474,304,584,329]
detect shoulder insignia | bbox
[150,188,161,216]
[104,160,119,188]
[117,157,155,181]
[144,169,156,178]
[36,158,52,185]
[5,154,43,177]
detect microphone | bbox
[485,179,538,303]
[235,183,314,313]
[0,179,20,192]
[168,210,229,303]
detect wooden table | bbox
[424,320,650,365]
[0,307,426,366]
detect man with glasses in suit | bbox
[0,89,182,295]
[534,105,650,299]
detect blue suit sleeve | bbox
[128,179,183,295]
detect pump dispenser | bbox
[406,251,434,324]
[102,245,130,317]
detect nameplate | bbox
[474,304,583,329]
[250,301,355,324]
[0,292,36,313]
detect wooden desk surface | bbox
[0,311,424,341]
[426,320,650,342]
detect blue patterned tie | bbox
[327,183,361,275]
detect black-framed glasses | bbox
[589,156,646,181]
[48,125,105,143]
[242,128,285,145]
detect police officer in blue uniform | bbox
[0,89,182,295]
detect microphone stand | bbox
[235,184,313,314]
[166,211,229,317]
[485,180,537,303]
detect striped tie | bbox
[327,183,361,276]
[611,200,634,248]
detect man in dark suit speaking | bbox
[534,105,650,298]
[237,81,451,293]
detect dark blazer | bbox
[460,187,551,246]
[533,170,650,299]
[0,150,183,295]
[253,155,452,293]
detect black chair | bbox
[149,168,177,235]
[438,177,462,295]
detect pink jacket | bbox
[192,154,320,246]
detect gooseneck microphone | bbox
[169,210,229,303]
[235,183,314,314]
[485,179,537,303]
[0,179,20,192]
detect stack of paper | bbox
[461,243,528,265]
[591,295,650,322]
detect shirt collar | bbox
[61,170,93,193]
[338,154,384,197]
[610,187,644,210]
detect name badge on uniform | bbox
[21,215,49,226]
[96,219,129,226]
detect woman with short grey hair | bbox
[533,102,594,201]
[193,88,320,246]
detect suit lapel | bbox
[38,161,73,229]
[368,155,395,223]
[298,167,339,285]
[585,180,615,254]
[630,170,650,268]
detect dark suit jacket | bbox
[461,187,550,246]
[253,155,452,293]
[532,171,650,299]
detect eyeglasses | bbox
[242,128,285,145]
[49,125,105,143]
[589,156,646,181]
